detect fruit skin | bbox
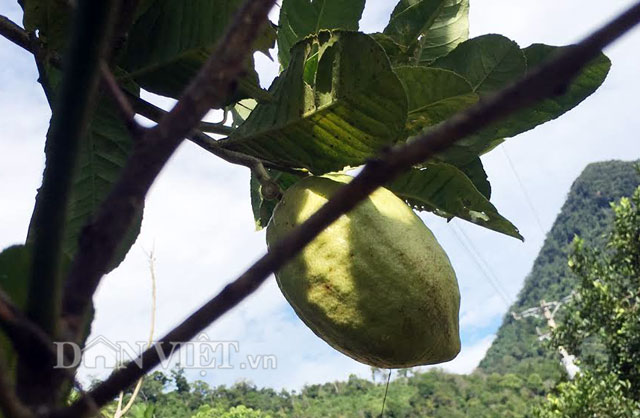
[266,174,461,368]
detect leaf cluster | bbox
[240,0,610,239]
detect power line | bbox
[448,222,512,307]
[500,145,547,237]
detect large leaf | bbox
[395,66,478,136]
[0,245,31,378]
[387,164,522,239]
[28,97,142,274]
[23,2,144,273]
[383,0,444,47]
[221,31,409,174]
[277,0,366,68]
[63,100,143,270]
[416,0,469,64]
[380,0,469,66]
[431,34,526,95]
[439,44,611,165]
[250,169,303,230]
[121,0,275,101]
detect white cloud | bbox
[460,294,506,329]
[431,335,496,375]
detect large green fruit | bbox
[266,175,461,368]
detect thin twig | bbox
[99,62,144,138]
[55,2,640,415]
[379,370,392,418]
[128,93,297,194]
[19,0,120,407]
[200,120,235,136]
[252,161,282,200]
[113,250,157,418]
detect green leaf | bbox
[121,0,275,101]
[229,99,258,128]
[64,100,143,271]
[250,170,303,230]
[387,163,522,239]
[22,0,71,52]
[222,31,409,174]
[439,44,611,165]
[0,245,31,378]
[383,0,445,47]
[455,157,491,199]
[395,66,478,135]
[415,0,469,64]
[369,33,411,66]
[277,0,366,68]
[28,97,142,273]
[431,34,526,95]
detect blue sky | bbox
[1,0,640,390]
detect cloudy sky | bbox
[1,0,640,390]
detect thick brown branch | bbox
[60,0,278,343]
[0,357,31,418]
[0,291,96,415]
[56,1,640,416]
[0,15,30,50]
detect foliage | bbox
[229,0,610,237]
[480,160,640,380]
[101,367,548,418]
[535,370,640,418]
[535,183,640,416]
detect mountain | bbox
[478,159,640,380]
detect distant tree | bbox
[191,404,268,418]
[139,371,169,403]
[171,366,191,394]
[535,184,640,417]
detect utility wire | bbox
[500,145,547,237]
[449,223,512,307]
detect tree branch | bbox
[127,92,294,174]
[55,1,640,415]
[0,14,30,50]
[60,0,278,343]
[0,291,97,415]
[99,62,144,138]
[18,0,120,407]
[0,357,31,418]
[199,120,235,136]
